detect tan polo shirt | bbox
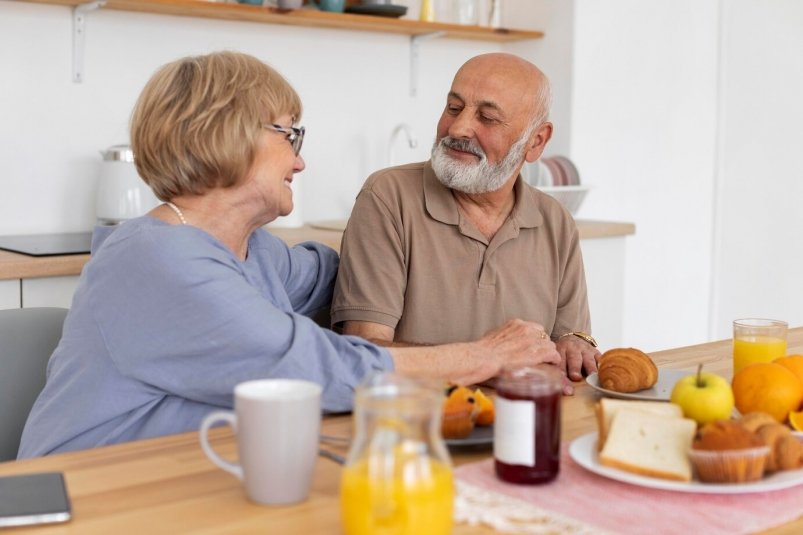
[331,161,591,344]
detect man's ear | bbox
[524,122,553,163]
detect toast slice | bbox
[598,407,697,482]
[595,398,683,450]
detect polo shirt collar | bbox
[423,160,544,229]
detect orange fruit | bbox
[789,410,803,431]
[732,363,803,422]
[774,355,803,387]
[473,388,495,426]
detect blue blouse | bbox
[18,217,392,458]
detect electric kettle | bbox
[96,144,160,225]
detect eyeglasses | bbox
[262,124,305,155]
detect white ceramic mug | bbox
[199,379,322,505]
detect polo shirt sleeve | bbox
[553,222,592,336]
[89,227,392,413]
[331,186,406,330]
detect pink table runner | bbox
[455,444,803,535]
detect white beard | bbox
[431,131,531,194]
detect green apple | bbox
[670,364,734,425]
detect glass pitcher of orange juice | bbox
[340,373,453,535]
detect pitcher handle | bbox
[199,411,243,480]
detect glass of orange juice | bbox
[732,318,788,373]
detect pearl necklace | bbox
[165,202,187,225]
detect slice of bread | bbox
[599,408,697,482]
[595,398,683,450]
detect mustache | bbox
[438,137,486,159]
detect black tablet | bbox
[0,472,71,527]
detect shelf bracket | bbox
[72,0,107,83]
[409,32,445,97]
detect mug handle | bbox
[199,411,243,480]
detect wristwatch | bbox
[557,331,598,348]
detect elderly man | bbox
[332,53,599,394]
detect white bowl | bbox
[537,185,590,215]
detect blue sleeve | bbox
[250,230,339,316]
[88,228,392,412]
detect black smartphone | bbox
[0,472,71,527]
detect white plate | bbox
[585,369,692,401]
[569,432,803,494]
[445,425,493,447]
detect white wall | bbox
[712,0,803,339]
[571,0,719,351]
[505,0,575,156]
[571,0,803,351]
[0,0,572,235]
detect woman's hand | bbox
[478,319,561,370]
[389,319,561,389]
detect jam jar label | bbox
[493,397,536,466]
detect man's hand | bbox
[555,335,601,386]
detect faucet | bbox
[388,123,418,166]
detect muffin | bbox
[440,386,476,439]
[689,420,769,483]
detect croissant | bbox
[597,348,658,393]
[755,422,802,472]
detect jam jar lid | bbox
[495,365,563,397]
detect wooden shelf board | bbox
[17,0,543,42]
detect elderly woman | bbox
[19,52,559,458]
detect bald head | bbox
[453,53,551,128]
[431,53,554,194]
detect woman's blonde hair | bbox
[130,51,302,200]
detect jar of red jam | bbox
[494,365,562,484]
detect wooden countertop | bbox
[0,219,634,281]
[1,329,801,533]
[575,219,636,239]
[0,251,90,281]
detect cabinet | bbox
[580,237,626,348]
[22,276,80,309]
[0,277,80,310]
[0,280,20,309]
[0,249,87,310]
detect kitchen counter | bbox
[0,219,635,281]
[0,251,90,281]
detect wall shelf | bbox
[17,0,544,42]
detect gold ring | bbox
[540,331,547,339]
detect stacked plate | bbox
[524,156,590,215]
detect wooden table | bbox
[3,329,803,534]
